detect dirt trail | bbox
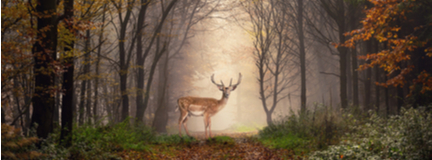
[116,131,302,160]
[187,130,259,140]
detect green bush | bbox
[258,104,348,154]
[309,106,432,159]
[67,119,155,159]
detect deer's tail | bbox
[175,99,180,112]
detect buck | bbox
[177,73,242,138]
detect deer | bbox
[177,73,242,139]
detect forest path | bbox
[115,131,300,160]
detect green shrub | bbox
[69,118,155,159]
[258,104,348,154]
[309,106,432,159]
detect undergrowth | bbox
[1,124,44,159]
[309,106,432,159]
[2,117,198,159]
[258,103,349,155]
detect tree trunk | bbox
[135,0,149,123]
[348,3,359,107]
[384,74,389,116]
[141,39,166,124]
[117,0,135,122]
[364,40,372,111]
[86,77,92,124]
[397,86,403,114]
[373,40,380,113]
[60,0,75,147]
[351,48,359,106]
[93,4,106,124]
[298,0,307,113]
[31,0,58,139]
[337,0,347,109]
[152,52,169,132]
[78,78,87,126]
[266,112,273,126]
[346,48,352,103]
[136,0,178,123]
[375,66,380,113]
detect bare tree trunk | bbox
[384,73,389,116]
[152,52,169,132]
[86,77,92,124]
[135,0,149,123]
[136,0,178,123]
[351,48,359,106]
[348,2,360,107]
[364,40,372,111]
[298,0,307,113]
[84,28,92,125]
[78,79,87,125]
[375,66,380,113]
[116,0,136,121]
[337,0,348,109]
[93,5,106,124]
[346,49,352,103]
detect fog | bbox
[8,0,420,138]
[168,7,268,132]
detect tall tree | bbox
[242,0,292,125]
[297,0,307,113]
[30,0,58,139]
[110,0,136,121]
[136,0,179,123]
[342,0,432,109]
[60,0,75,147]
[135,0,150,123]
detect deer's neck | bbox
[218,93,229,107]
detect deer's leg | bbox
[208,117,212,138]
[183,117,191,136]
[178,110,188,137]
[204,114,210,139]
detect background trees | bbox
[1,0,431,149]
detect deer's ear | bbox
[217,86,224,91]
[231,86,237,91]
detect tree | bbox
[297,0,307,114]
[242,0,293,125]
[30,0,59,139]
[135,0,179,123]
[341,0,432,108]
[60,0,75,147]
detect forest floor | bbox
[114,131,302,159]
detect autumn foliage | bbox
[340,0,432,95]
[1,124,43,159]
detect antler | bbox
[232,73,242,87]
[211,74,224,87]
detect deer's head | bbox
[211,73,242,98]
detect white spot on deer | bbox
[188,104,205,116]
[189,110,205,116]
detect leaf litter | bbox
[115,131,302,160]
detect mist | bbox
[3,0,430,142]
